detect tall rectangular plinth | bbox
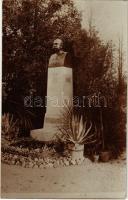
[30,66,73,142]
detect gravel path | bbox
[1,160,126,199]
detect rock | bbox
[33,161,37,165]
[28,157,32,161]
[39,158,44,164]
[63,158,69,166]
[53,163,58,168]
[45,158,50,164]
[70,159,76,165]
[39,164,44,169]
[11,160,16,165]
[20,157,25,163]
[25,164,29,168]
[29,162,34,168]
[35,148,40,153]
[58,159,63,166]
[16,161,20,166]
[13,155,18,159]
[34,158,38,162]
[47,163,53,168]
[34,164,39,168]
[22,161,26,167]
[57,160,60,165]
[76,159,82,165]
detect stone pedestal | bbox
[30,66,73,142]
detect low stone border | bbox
[1,144,54,158]
[1,144,86,168]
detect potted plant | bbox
[57,111,97,163]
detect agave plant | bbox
[58,113,97,146]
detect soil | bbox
[1,159,126,199]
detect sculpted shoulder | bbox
[48,51,68,67]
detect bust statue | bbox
[48,38,72,68]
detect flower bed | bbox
[1,138,86,168]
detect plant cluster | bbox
[58,114,97,146]
[2,113,19,141]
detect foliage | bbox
[61,115,97,146]
[2,0,81,132]
[72,26,126,153]
[57,105,98,146]
[3,0,81,76]
[2,113,19,140]
[73,28,117,98]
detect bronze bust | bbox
[48,38,72,68]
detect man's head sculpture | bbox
[52,38,63,53]
[49,38,71,68]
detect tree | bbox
[72,24,126,153]
[2,0,81,135]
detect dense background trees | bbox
[2,0,81,134]
[2,0,126,153]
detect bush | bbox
[2,113,19,141]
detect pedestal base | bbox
[30,66,73,142]
[30,118,61,142]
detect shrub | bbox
[2,113,19,141]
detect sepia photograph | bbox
[1,0,127,198]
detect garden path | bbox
[1,160,126,199]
